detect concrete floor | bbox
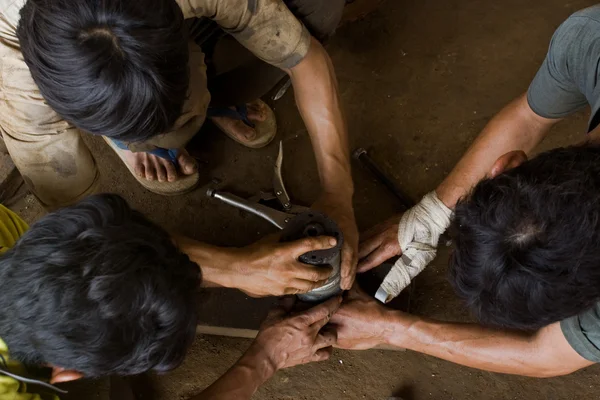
[12,0,600,398]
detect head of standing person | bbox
[448,143,600,331]
[16,0,189,142]
[0,194,200,382]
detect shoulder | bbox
[0,0,27,30]
[553,6,600,45]
[570,5,600,23]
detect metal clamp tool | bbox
[207,142,343,302]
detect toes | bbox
[134,163,145,179]
[144,161,156,181]
[163,159,178,182]
[236,121,257,140]
[153,158,167,183]
[177,149,197,176]
[247,101,267,122]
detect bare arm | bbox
[191,297,341,400]
[332,289,593,377]
[175,235,337,297]
[285,38,358,289]
[190,348,275,400]
[436,93,561,207]
[388,317,592,377]
[285,37,352,202]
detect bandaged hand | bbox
[375,191,452,303]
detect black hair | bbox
[17,0,189,142]
[449,143,600,331]
[0,194,200,377]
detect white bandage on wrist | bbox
[375,191,453,303]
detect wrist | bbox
[238,342,278,384]
[435,184,460,210]
[321,170,355,204]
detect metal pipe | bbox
[353,148,415,210]
[207,188,292,229]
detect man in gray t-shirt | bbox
[528,6,600,364]
[323,5,600,377]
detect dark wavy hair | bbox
[0,194,200,377]
[17,0,189,142]
[449,143,600,331]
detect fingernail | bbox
[329,238,337,246]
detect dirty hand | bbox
[329,286,393,350]
[357,214,403,273]
[312,195,359,290]
[249,296,341,371]
[228,236,338,297]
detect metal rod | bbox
[207,188,292,230]
[353,148,415,210]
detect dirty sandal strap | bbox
[207,104,256,128]
[111,139,179,166]
[209,99,277,149]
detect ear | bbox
[50,367,84,384]
[489,150,528,178]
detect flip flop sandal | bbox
[103,137,200,196]
[208,100,277,149]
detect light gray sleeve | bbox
[561,303,600,362]
[527,16,590,119]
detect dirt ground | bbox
[10,0,600,398]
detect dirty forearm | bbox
[286,38,353,203]
[436,93,558,208]
[190,346,276,400]
[384,313,589,377]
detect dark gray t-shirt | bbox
[528,5,600,362]
[528,5,600,131]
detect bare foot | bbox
[121,148,197,182]
[210,100,269,143]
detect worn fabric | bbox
[562,304,600,362]
[375,192,452,303]
[0,203,27,254]
[527,5,600,130]
[0,0,338,208]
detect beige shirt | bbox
[0,0,310,151]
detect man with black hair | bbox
[0,194,340,399]
[1,0,358,290]
[328,5,600,377]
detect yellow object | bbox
[0,206,58,400]
[0,205,28,254]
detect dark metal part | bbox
[206,142,343,303]
[353,148,415,210]
[281,211,344,302]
